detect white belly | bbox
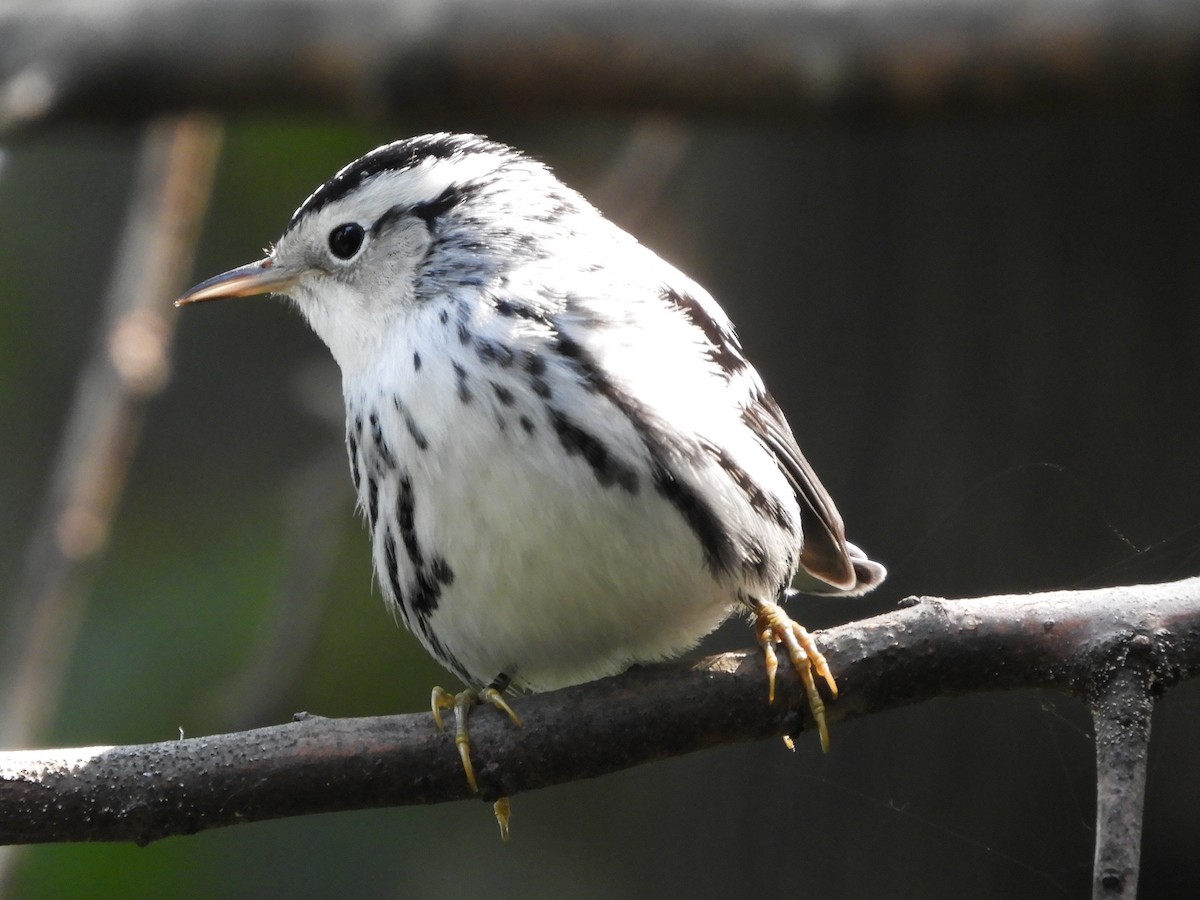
[416,421,737,689]
[342,298,785,692]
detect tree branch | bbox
[2,0,1199,132]
[2,577,1197,860]
[1091,667,1153,900]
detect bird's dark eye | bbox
[328,223,365,260]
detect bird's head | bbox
[177,133,579,369]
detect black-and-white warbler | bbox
[178,133,885,833]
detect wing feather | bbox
[741,394,858,591]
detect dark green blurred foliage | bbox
[2,111,1199,898]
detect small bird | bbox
[178,133,885,835]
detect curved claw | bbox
[753,598,837,752]
[431,685,454,732]
[494,798,512,842]
[481,686,523,727]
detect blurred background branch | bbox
[1,0,1199,131]
[0,117,222,749]
[0,116,221,889]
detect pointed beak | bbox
[175,257,300,306]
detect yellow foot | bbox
[753,598,837,753]
[431,682,522,841]
[430,684,522,791]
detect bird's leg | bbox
[431,675,522,840]
[751,597,837,753]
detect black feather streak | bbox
[493,297,548,322]
[552,330,601,393]
[650,461,739,574]
[396,475,455,618]
[369,412,397,469]
[397,475,422,569]
[492,382,515,406]
[548,408,639,493]
[708,442,793,531]
[348,434,362,491]
[524,351,551,398]
[382,527,406,614]
[663,287,747,379]
[412,184,466,227]
[453,362,472,403]
[543,316,741,576]
[285,134,497,233]
[393,395,429,451]
[475,337,515,367]
[367,477,379,530]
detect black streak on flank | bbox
[382,527,407,616]
[367,477,380,530]
[413,352,422,372]
[552,329,602,393]
[549,408,639,493]
[743,539,770,580]
[709,442,793,532]
[415,619,467,685]
[453,362,472,403]
[650,462,739,575]
[347,434,362,491]
[411,570,442,620]
[369,412,397,469]
[393,395,429,451]
[663,287,747,379]
[520,415,536,434]
[397,474,423,569]
[432,556,455,586]
[389,469,453,625]
[544,324,741,578]
[409,552,455,620]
